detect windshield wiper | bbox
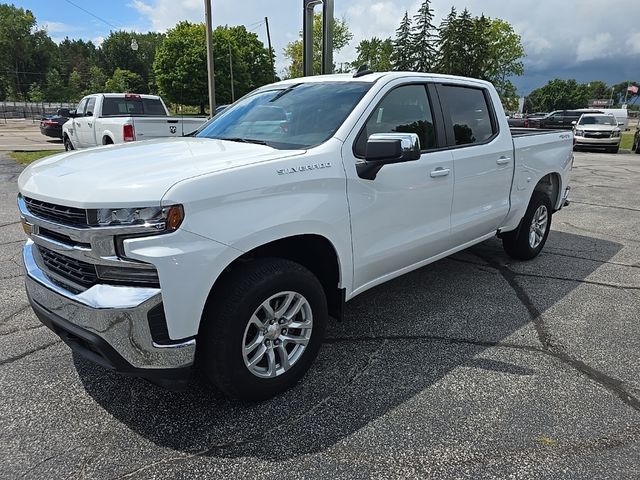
[269,83,301,102]
[218,137,271,146]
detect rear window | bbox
[440,85,496,146]
[101,97,167,117]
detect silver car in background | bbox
[573,114,622,153]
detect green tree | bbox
[282,13,352,78]
[525,79,591,112]
[411,0,437,72]
[104,68,145,93]
[0,4,56,99]
[351,37,393,72]
[391,11,413,71]
[86,65,107,94]
[100,31,165,93]
[57,38,98,88]
[436,8,477,77]
[153,22,209,112]
[228,25,275,88]
[435,7,457,74]
[482,18,524,103]
[45,68,67,101]
[68,69,83,100]
[28,82,44,102]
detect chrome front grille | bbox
[37,246,99,288]
[24,197,88,226]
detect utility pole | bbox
[204,0,216,116]
[264,17,275,82]
[228,41,235,102]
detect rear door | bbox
[436,83,513,245]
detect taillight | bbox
[123,124,135,142]
[524,120,529,128]
[124,93,141,100]
[41,120,56,127]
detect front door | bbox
[70,97,88,148]
[77,97,96,146]
[344,83,454,292]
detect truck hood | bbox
[577,124,618,132]
[18,138,304,208]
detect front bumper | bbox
[23,241,195,388]
[574,136,620,147]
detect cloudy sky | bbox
[19,0,640,94]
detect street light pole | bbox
[204,0,216,116]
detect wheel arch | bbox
[533,172,562,210]
[204,234,345,324]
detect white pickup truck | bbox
[62,93,207,150]
[18,72,572,400]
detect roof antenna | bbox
[353,64,373,78]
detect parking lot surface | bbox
[1,150,639,479]
[0,120,64,151]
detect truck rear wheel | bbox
[199,258,327,401]
[502,191,553,260]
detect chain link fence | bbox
[0,101,76,124]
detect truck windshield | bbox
[578,115,616,126]
[196,82,371,149]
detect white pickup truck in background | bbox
[19,72,572,401]
[62,93,207,150]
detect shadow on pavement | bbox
[75,230,622,459]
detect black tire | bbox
[199,258,328,401]
[63,136,74,151]
[609,146,619,154]
[103,137,113,145]
[634,137,640,154]
[502,191,553,260]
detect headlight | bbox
[611,130,620,138]
[575,129,584,136]
[94,204,184,231]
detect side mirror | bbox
[618,122,624,127]
[85,111,93,117]
[571,121,577,126]
[68,109,78,118]
[357,133,421,180]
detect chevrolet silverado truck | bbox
[18,72,572,401]
[62,93,207,151]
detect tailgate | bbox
[131,117,184,140]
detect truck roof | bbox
[275,71,493,88]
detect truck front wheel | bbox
[502,191,553,260]
[199,258,327,401]
[63,135,74,151]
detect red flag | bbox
[628,85,639,94]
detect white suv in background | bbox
[573,113,622,153]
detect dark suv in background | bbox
[528,109,603,129]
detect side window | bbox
[85,97,96,116]
[440,85,496,146]
[75,98,88,117]
[355,84,436,157]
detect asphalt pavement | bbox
[0,150,639,479]
[0,120,64,151]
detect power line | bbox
[62,0,119,29]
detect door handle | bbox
[496,157,511,165]
[430,167,450,178]
[87,122,92,127]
